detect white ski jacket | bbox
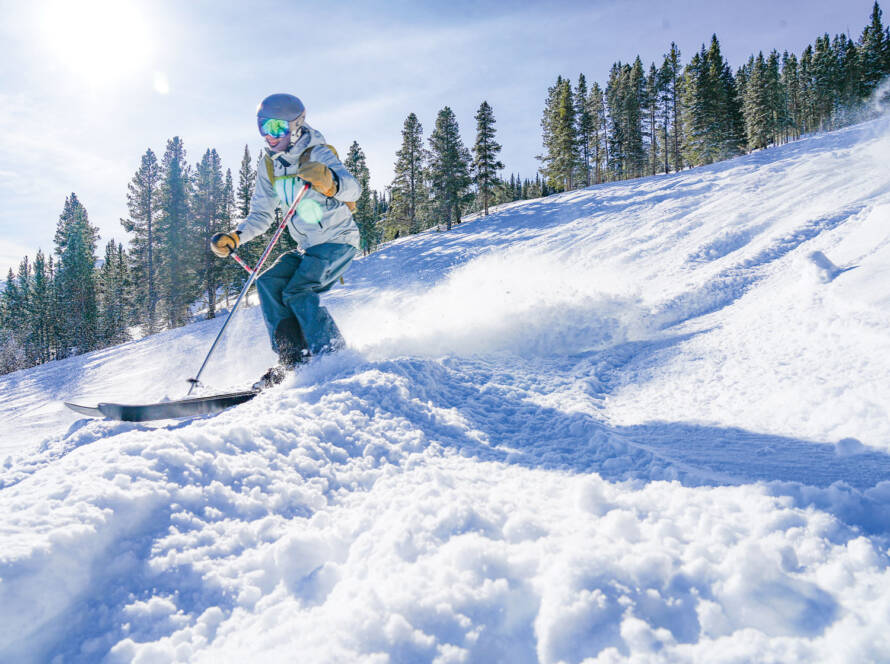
[237,124,361,250]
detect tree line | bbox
[380,100,550,241]
[539,2,890,190]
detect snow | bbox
[2,117,890,663]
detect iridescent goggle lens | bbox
[258,117,290,138]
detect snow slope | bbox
[2,117,890,663]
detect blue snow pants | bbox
[255,243,356,359]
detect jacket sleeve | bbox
[312,146,361,203]
[236,161,278,243]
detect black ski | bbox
[64,389,259,422]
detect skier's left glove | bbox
[210,230,240,258]
[297,162,337,197]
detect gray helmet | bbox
[256,93,306,139]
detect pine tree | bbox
[781,52,802,140]
[472,101,504,215]
[604,60,646,179]
[812,34,840,129]
[97,239,131,346]
[539,76,580,190]
[646,63,661,176]
[626,57,647,178]
[236,145,255,218]
[157,137,196,328]
[860,2,889,93]
[0,269,17,332]
[682,48,712,165]
[575,75,594,186]
[762,51,781,145]
[710,36,746,159]
[49,255,64,357]
[682,36,744,166]
[605,64,626,180]
[587,81,608,183]
[29,249,54,363]
[428,106,472,231]
[743,52,774,149]
[799,45,817,133]
[662,43,683,172]
[389,113,427,237]
[192,148,227,319]
[54,193,100,356]
[835,34,862,118]
[344,141,377,254]
[15,256,33,363]
[219,167,243,306]
[121,148,161,334]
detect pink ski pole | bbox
[187,182,311,394]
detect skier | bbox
[210,93,360,389]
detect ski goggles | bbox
[258,117,290,138]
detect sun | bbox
[38,0,153,86]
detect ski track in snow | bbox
[2,118,890,662]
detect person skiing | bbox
[210,93,360,389]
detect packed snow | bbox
[2,117,890,663]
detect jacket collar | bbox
[264,124,320,165]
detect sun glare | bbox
[39,0,153,86]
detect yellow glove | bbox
[297,161,337,197]
[210,231,240,258]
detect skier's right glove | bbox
[297,162,337,197]
[210,231,240,258]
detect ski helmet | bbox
[256,93,306,141]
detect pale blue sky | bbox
[0,0,879,276]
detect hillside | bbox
[2,117,890,663]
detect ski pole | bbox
[187,182,311,395]
[231,253,254,274]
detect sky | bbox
[0,0,881,277]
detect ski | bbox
[64,389,259,422]
[64,402,104,418]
